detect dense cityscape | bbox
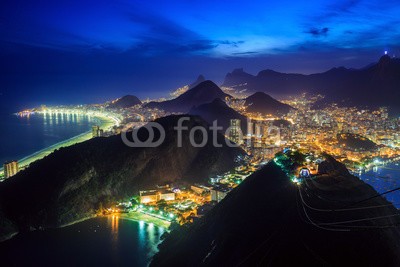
[2,82,399,231]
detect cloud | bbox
[231,51,258,55]
[306,27,330,37]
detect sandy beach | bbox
[0,114,115,176]
[116,212,171,229]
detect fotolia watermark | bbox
[121,117,280,148]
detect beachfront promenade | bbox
[0,108,121,178]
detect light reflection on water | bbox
[0,216,165,267]
[357,162,400,208]
[105,215,165,265]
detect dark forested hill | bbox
[189,98,247,134]
[108,95,141,108]
[244,92,293,116]
[151,156,400,266]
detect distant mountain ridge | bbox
[223,56,400,111]
[223,68,255,87]
[146,80,231,113]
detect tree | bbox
[157,199,168,210]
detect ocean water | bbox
[0,217,165,267]
[357,162,400,208]
[0,111,99,165]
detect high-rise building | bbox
[4,160,19,178]
[255,123,262,137]
[211,186,230,202]
[92,125,100,138]
[247,120,254,136]
[93,126,105,137]
[229,119,242,144]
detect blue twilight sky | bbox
[0,0,399,110]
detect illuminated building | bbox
[299,168,311,178]
[92,125,100,137]
[229,119,242,144]
[211,185,230,202]
[191,184,212,195]
[139,190,159,204]
[255,123,262,137]
[92,125,104,137]
[4,160,19,178]
[139,189,176,203]
[159,190,176,201]
[247,120,254,136]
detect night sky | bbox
[1,0,399,110]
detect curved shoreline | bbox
[0,113,116,175]
[114,213,171,230]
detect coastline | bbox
[0,231,19,243]
[0,212,170,244]
[59,215,98,228]
[113,212,171,230]
[0,113,115,175]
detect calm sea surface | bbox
[357,162,400,208]
[0,217,165,267]
[0,111,98,165]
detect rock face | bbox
[146,81,232,113]
[318,154,350,176]
[189,98,248,134]
[151,157,400,266]
[222,56,400,111]
[244,92,293,116]
[0,115,244,239]
[108,95,141,108]
[222,68,255,87]
[0,211,17,242]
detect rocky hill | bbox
[151,156,400,266]
[146,81,232,113]
[337,133,378,151]
[189,98,248,134]
[0,115,244,241]
[108,95,141,108]
[244,92,293,116]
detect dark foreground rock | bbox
[0,115,244,240]
[151,157,400,266]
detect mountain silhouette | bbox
[146,81,231,113]
[245,92,293,116]
[189,75,206,89]
[108,95,141,108]
[189,98,248,134]
[152,156,400,266]
[223,56,400,112]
